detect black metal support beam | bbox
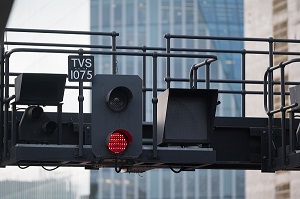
[3,28,300,173]
[0,115,298,171]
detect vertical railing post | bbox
[57,103,63,145]
[111,31,118,75]
[0,36,4,159]
[205,61,211,89]
[267,37,274,169]
[165,34,171,89]
[3,53,9,157]
[189,64,195,89]
[241,49,246,117]
[142,46,147,122]
[152,52,158,159]
[193,66,197,89]
[289,111,295,153]
[78,49,84,157]
[280,63,287,164]
[11,103,16,147]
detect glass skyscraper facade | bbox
[0,179,76,199]
[0,167,90,199]
[90,169,245,199]
[90,0,244,198]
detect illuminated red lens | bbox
[107,131,128,154]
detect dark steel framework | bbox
[1,28,300,173]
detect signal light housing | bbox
[14,73,66,106]
[18,106,58,144]
[92,74,142,159]
[157,88,218,146]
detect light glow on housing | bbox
[107,129,132,154]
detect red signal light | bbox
[107,129,132,154]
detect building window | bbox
[273,0,287,15]
[273,0,288,65]
[275,182,290,199]
[273,20,288,65]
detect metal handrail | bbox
[3,28,300,170]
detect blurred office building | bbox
[245,1,300,199]
[90,0,245,199]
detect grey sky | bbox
[0,1,91,198]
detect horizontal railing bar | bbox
[4,42,112,49]
[165,34,300,43]
[5,28,118,36]
[5,42,300,56]
[5,48,218,59]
